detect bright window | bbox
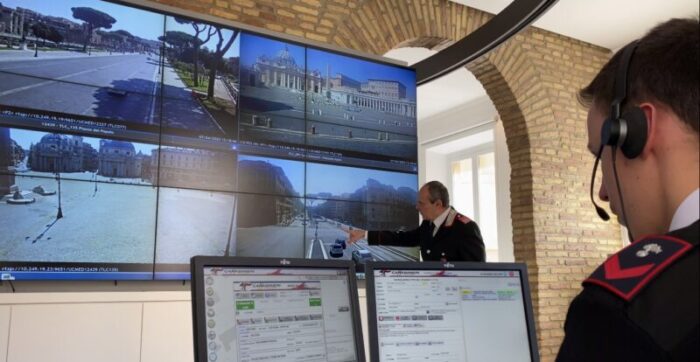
[451,150,499,261]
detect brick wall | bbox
[151,0,621,359]
[468,30,621,356]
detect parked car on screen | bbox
[352,250,373,264]
[335,238,347,249]
[329,244,344,258]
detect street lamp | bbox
[93,171,98,197]
[55,160,63,219]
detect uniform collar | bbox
[432,207,452,231]
[669,188,699,232]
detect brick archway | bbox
[153,0,618,359]
[394,30,539,318]
[393,31,542,350]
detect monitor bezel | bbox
[365,261,540,362]
[190,255,366,362]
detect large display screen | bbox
[0,0,418,280]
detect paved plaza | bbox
[236,220,306,258]
[239,86,416,160]
[0,175,156,263]
[154,188,236,263]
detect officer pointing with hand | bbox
[347,181,485,262]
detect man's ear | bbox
[638,102,657,159]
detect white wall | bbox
[0,305,9,361]
[419,96,496,185]
[494,119,514,262]
[0,288,193,362]
[0,282,369,362]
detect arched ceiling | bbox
[455,0,699,49]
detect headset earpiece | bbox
[600,106,648,159]
[618,106,648,158]
[601,41,648,160]
[600,117,620,148]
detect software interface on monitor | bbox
[202,266,358,362]
[373,269,532,362]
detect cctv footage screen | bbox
[0,0,418,280]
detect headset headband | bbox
[611,41,639,120]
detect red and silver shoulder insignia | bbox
[584,235,693,301]
[456,214,471,224]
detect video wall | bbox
[0,0,418,280]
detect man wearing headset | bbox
[557,18,698,361]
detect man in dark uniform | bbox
[557,18,699,361]
[347,180,485,262]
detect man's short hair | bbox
[423,181,449,207]
[578,18,699,135]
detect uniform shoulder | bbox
[444,209,470,227]
[444,210,474,228]
[455,213,472,224]
[584,234,696,302]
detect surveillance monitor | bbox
[191,256,365,362]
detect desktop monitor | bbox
[191,256,366,362]
[365,261,540,362]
